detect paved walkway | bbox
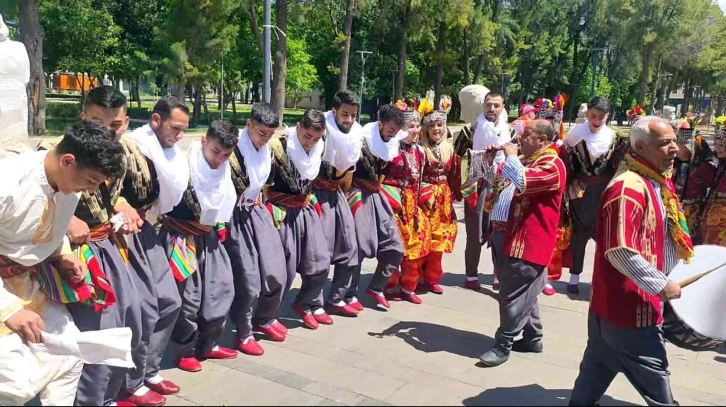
[160,203,726,406]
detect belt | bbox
[160,216,214,236]
[313,178,340,192]
[352,179,380,193]
[0,255,36,279]
[89,222,114,242]
[491,221,507,233]
[266,191,312,210]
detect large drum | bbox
[663,245,726,351]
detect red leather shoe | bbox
[120,390,167,407]
[199,346,238,360]
[326,303,359,317]
[492,283,501,291]
[116,402,137,407]
[254,323,286,342]
[271,320,288,335]
[347,300,364,312]
[465,280,481,291]
[177,356,202,373]
[429,284,444,295]
[366,289,391,309]
[542,285,556,296]
[236,338,265,356]
[400,291,422,304]
[145,380,180,396]
[313,311,334,325]
[292,304,319,330]
[384,290,402,302]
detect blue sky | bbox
[720,0,726,13]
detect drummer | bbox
[570,117,693,406]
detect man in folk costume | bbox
[0,124,124,406]
[418,98,462,295]
[382,100,431,304]
[462,91,511,291]
[119,96,186,403]
[699,128,726,246]
[224,103,288,356]
[159,121,239,373]
[37,92,148,406]
[570,117,690,406]
[511,103,536,139]
[672,124,716,242]
[563,96,629,294]
[316,90,364,317]
[337,104,406,310]
[478,120,566,368]
[266,110,332,330]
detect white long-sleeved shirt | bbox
[0,151,78,323]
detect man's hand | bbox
[659,280,682,301]
[484,145,499,165]
[114,201,143,235]
[502,143,519,157]
[56,254,88,285]
[67,216,90,244]
[5,308,46,343]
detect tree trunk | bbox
[463,31,470,85]
[433,23,446,108]
[649,57,662,112]
[193,85,202,126]
[245,0,264,56]
[272,0,288,125]
[338,0,356,90]
[472,54,485,84]
[232,97,237,122]
[395,2,409,101]
[133,77,142,109]
[19,0,46,135]
[637,44,653,106]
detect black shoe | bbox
[567,284,580,295]
[512,339,543,354]
[477,347,510,368]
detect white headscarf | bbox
[472,110,511,164]
[564,121,615,159]
[287,126,324,180]
[0,14,9,42]
[323,111,363,171]
[237,128,271,207]
[130,124,189,215]
[188,141,237,226]
[362,122,403,162]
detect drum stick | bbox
[678,262,726,289]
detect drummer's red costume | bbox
[570,118,694,406]
[700,129,726,246]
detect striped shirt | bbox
[491,183,516,222]
[606,179,678,296]
[502,155,526,191]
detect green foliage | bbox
[286,36,320,107]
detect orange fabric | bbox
[396,258,426,293]
[394,188,431,261]
[420,183,457,253]
[423,252,444,285]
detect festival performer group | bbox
[0,81,722,407]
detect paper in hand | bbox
[29,327,134,368]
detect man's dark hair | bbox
[588,96,611,113]
[485,91,505,103]
[85,86,127,111]
[332,90,360,109]
[152,96,190,121]
[56,122,125,179]
[298,109,326,131]
[377,104,405,128]
[207,120,239,149]
[251,103,280,128]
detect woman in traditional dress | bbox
[700,129,726,246]
[382,101,431,304]
[418,101,461,295]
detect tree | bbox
[338,0,356,90]
[272,0,288,124]
[286,37,320,108]
[18,0,45,135]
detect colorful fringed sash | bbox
[161,217,213,282]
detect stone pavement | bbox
[160,203,726,407]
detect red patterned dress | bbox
[383,141,432,293]
[700,160,726,246]
[419,142,461,286]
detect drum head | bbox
[669,245,726,341]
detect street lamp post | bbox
[262,0,272,103]
[357,50,373,121]
[500,73,510,98]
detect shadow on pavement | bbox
[368,320,493,359]
[715,356,726,364]
[463,384,638,406]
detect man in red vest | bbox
[569,117,690,406]
[478,119,566,367]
